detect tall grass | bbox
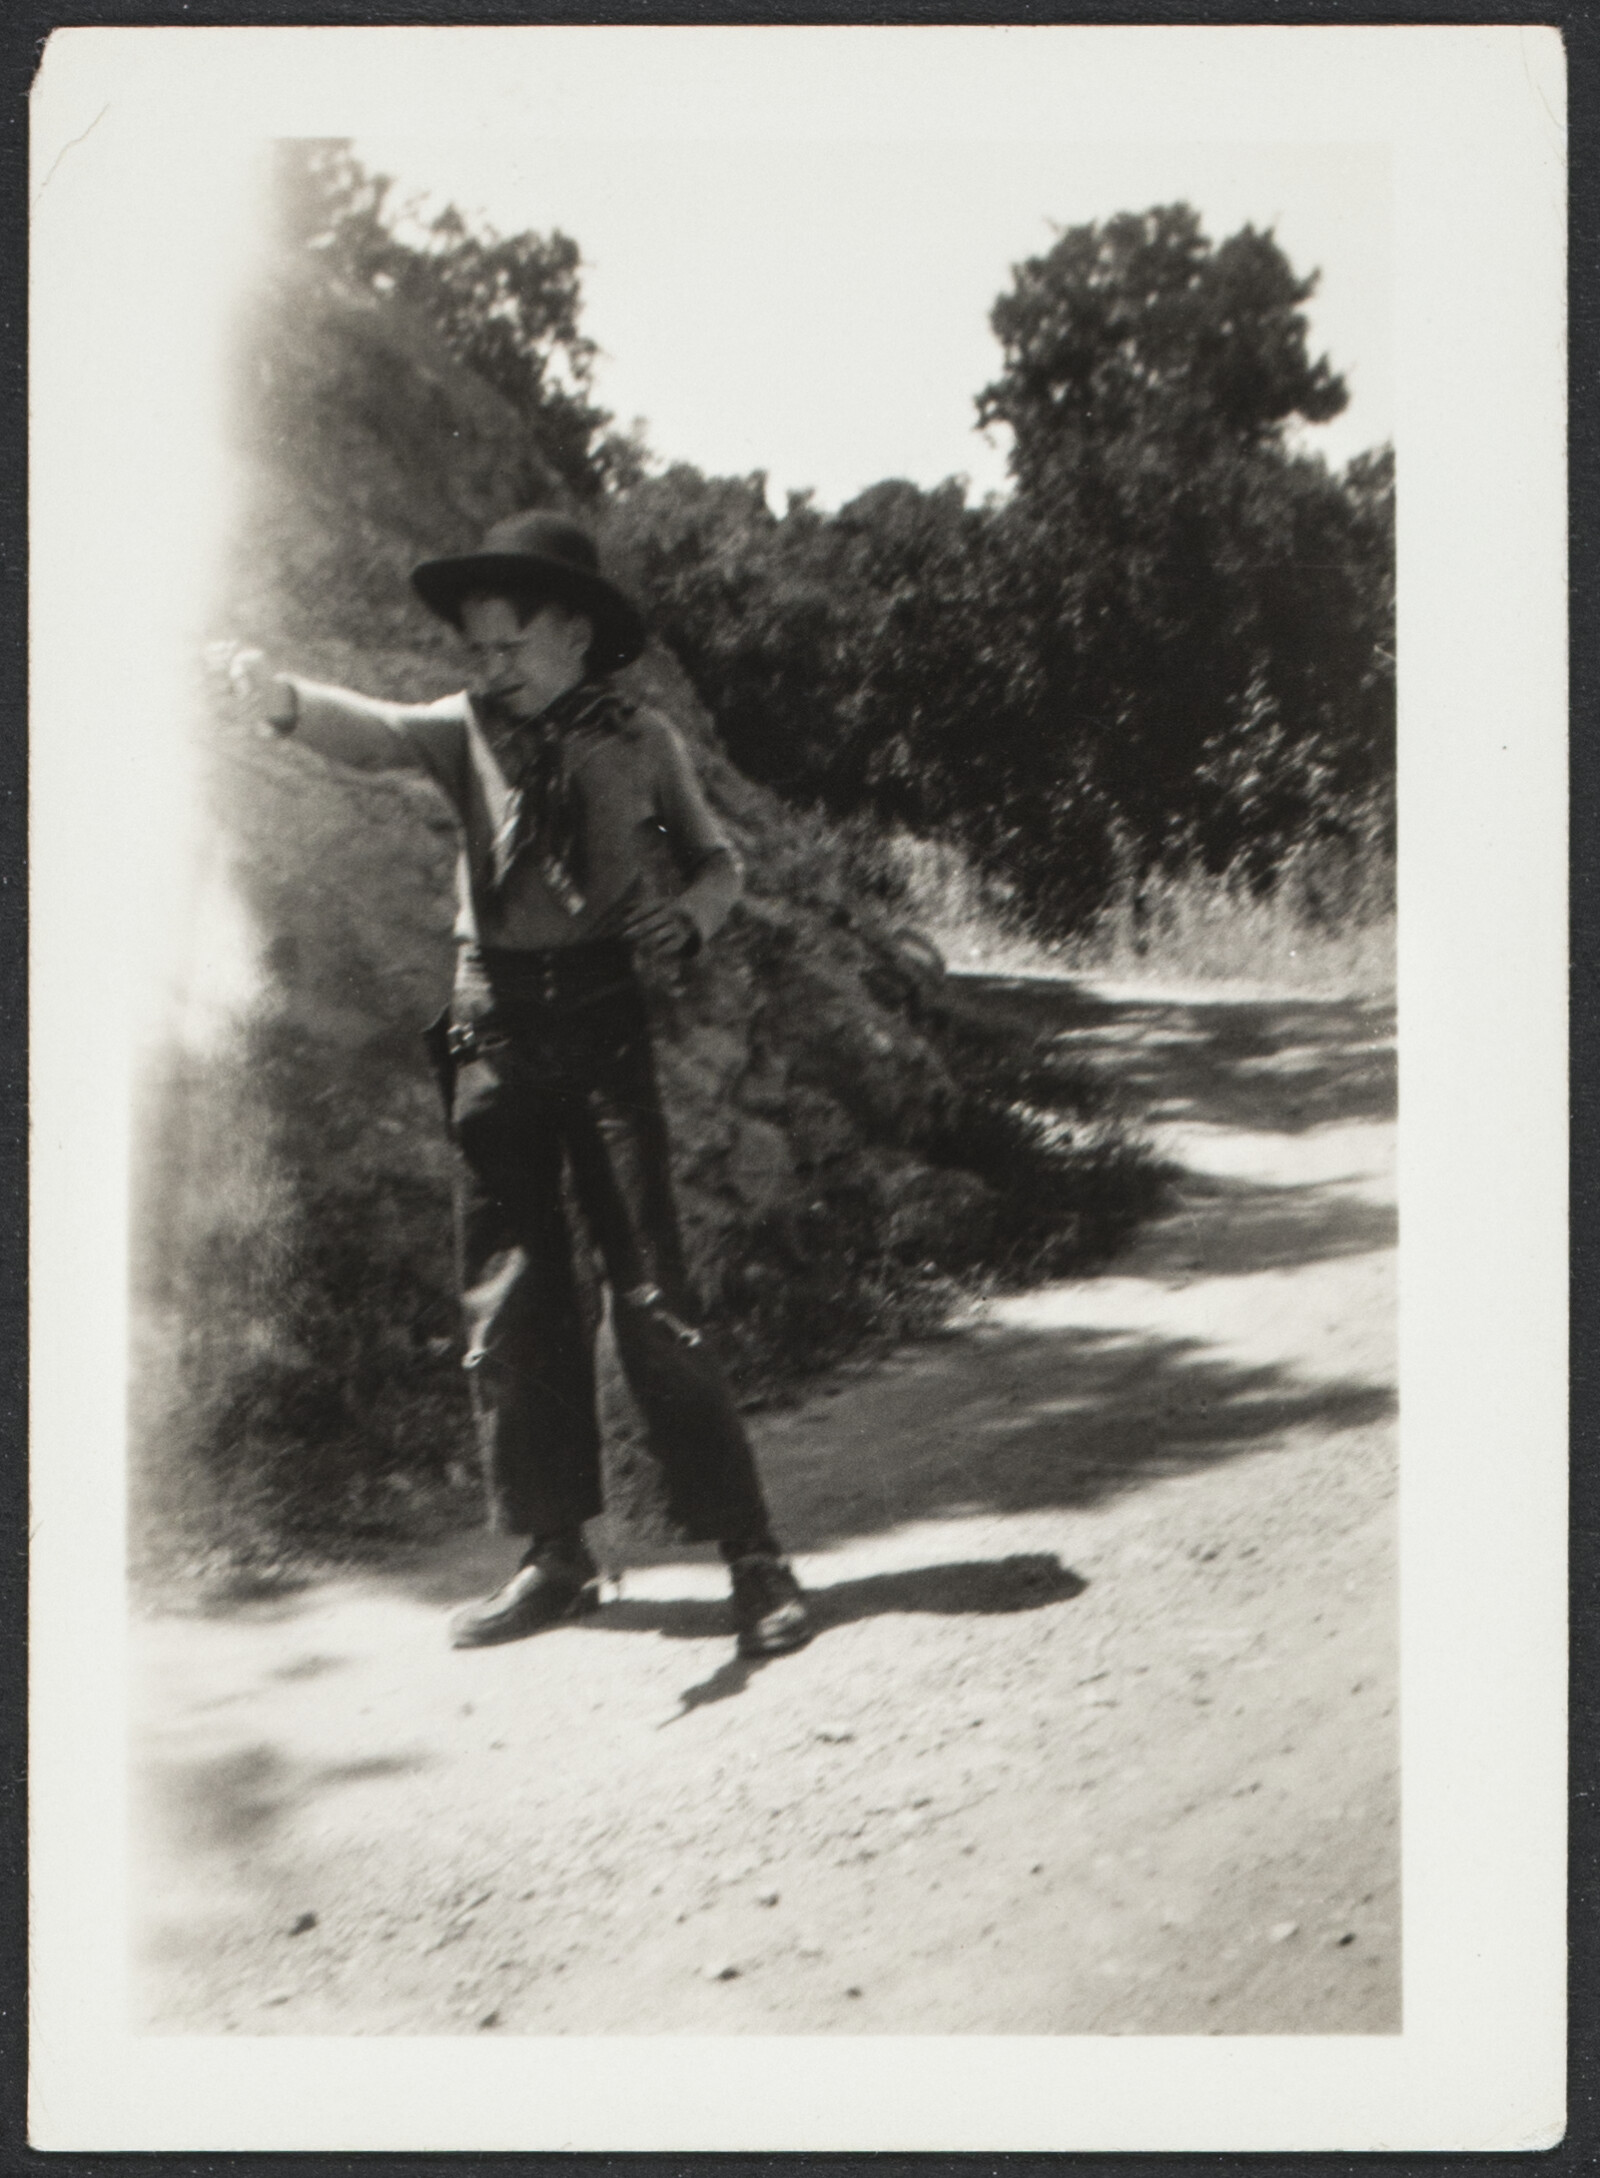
[865,826,1395,998]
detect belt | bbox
[454,939,637,1025]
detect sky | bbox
[354,136,1390,510]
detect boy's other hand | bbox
[621,899,699,963]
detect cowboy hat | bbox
[412,509,647,673]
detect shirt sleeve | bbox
[282,678,469,793]
[647,713,738,876]
[645,712,744,948]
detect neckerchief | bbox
[475,679,634,914]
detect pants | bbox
[438,948,774,1545]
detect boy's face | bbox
[460,592,592,718]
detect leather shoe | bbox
[729,1553,814,1658]
[449,1542,600,1649]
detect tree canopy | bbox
[980,204,1348,485]
[965,209,1386,919]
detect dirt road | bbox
[134,974,1398,2036]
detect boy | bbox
[233,509,813,1658]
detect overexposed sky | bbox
[355,136,1390,508]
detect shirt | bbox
[282,675,743,953]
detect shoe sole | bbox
[737,1617,815,1660]
[450,1579,602,1650]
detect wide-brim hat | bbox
[412,508,647,673]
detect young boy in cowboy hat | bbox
[232,509,813,1658]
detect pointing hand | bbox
[205,643,296,731]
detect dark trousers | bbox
[439,949,773,1545]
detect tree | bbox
[607,468,1013,826]
[942,205,1389,926]
[979,203,1347,487]
[605,467,839,789]
[269,140,634,500]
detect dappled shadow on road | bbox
[1155,1170,1397,1279]
[767,1327,1394,1553]
[955,974,1396,1136]
[677,974,1387,1547]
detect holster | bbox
[421,1007,457,1129]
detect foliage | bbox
[135,1031,469,1570]
[610,205,1393,939]
[978,204,1347,480]
[1062,829,1396,995]
[270,140,639,500]
[605,470,1009,819]
[921,988,1173,1275]
[868,822,1394,997]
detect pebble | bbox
[845,1985,863,1999]
[1337,1931,1357,1947]
[263,1989,294,2007]
[703,1961,741,1981]
[477,2009,501,2030]
[287,1912,317,1937]
[1269,1921,1299,1943]
[815,1725,854,1744]
[758,1889,780,1908]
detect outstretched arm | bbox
[225,649,456,774]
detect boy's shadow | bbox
[586,1553,1086,1720]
